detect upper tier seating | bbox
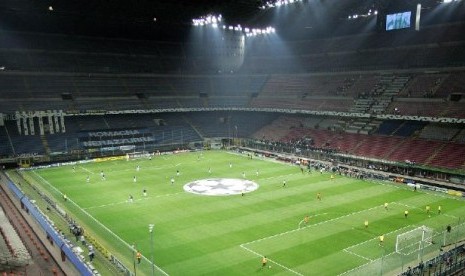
[253,115,465,170]
[419,124,461,141]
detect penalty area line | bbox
[297,213,328,229]
[239,244,303,276]
[344,224,413,251]
[342,249,373,262]
[79,166,94,174]
[342,224,415,262]
[243,204,385,247]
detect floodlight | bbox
[192,14,223,27]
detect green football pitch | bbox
[21,151,465,275]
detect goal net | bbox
[126,151,153,160]
[396,226,434,255]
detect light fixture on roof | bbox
[48,6,54,11]
[259,0,303,10]
[347,9,378,20]
[192,12,275,37]
[192,14,222,26]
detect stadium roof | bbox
[0,0,463,41]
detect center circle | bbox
[183,178,259,196]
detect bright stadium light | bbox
[347,8,378,20]
[192,14,222,26]
[259,0,303,10]
[192,11,276,38]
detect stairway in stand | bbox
[40,135,51,155]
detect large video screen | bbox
[386,11,411,31]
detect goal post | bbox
[126,151,153,161]
[395,226,434,256]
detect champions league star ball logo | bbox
[183,178,259,196]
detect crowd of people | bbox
[400,244,465,276]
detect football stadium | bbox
[0,0,464,275]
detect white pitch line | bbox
[243,205,384,246]
[298,213,328,229]
[240,204,413,274]
[343,249,373,262]
[79,166,94,174]
[240,244,304,276]
[344,225,413,251]
[31,171,170,275]
[444,213,458,219]
[342,224,415,263]
[83,192,184,210]
[393,202,458,219]
[393,202,416,209]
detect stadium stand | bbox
[250,114,465,170]
[0,3,464,276]
[391,121,427,137]
[401,73,447,98]
[426,142,465,170]
[0,207,31,269]
[454,129,465,144]
[375,120,405,136]
[188,111,277,139]
[419,123,461,141]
